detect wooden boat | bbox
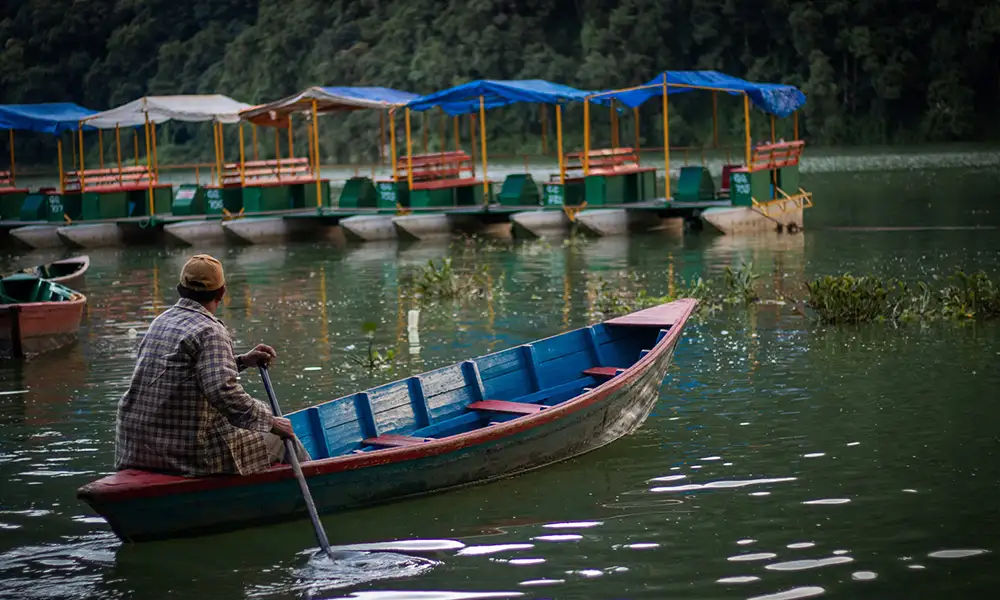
[6,255,90,288]
[77,299,697,543]
[0,273,87,359]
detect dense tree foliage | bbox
[2,0,998,165]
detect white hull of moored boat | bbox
[10,225,64,249]
[574,209,663,237]
[701,200,804,235]
[509,210,570,239]
[341,215,397,242]
[57,223,124,249]
[163,220,227,247]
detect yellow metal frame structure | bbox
[750,186,814,216]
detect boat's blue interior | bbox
[286,322,669,459]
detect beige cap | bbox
[179,254,225,292]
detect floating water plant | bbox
[723,262,760,305]
[410,258,498,301]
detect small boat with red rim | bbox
[10,255,90,288]
[77,299,697,543]
[0,272,87,359]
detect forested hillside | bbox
[2,0,999,164]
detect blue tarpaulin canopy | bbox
[405,80,603,115]
[241,86,420,123]
[0,103,97,134]
[605,71,806,118]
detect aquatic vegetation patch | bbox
[348,321,397,372]
[409,258,500,302]
[806,270,1000,324]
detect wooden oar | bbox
[259,366,334,558]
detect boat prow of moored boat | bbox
[77,298,697,543]
[6,255,90,289]
[0,273,87,359]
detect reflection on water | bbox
[1,163,1000,598]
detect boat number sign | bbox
[543,184,565,206]
[205,189,224,212]
[731,172,751,197]
[47,195,64,216]
[377,182,397,205]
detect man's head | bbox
[177,254,226,310]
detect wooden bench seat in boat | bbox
[220,158,311,187]
[582,366,624,379]
[0,170,28,194]
[468,400,547,415]
[362,434,434,448]
[554,147,656,183]
[64,165,157,193]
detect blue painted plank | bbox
[411,412,483,438]
[521,344,542,390]
[408,376,430,428]
[462,360,486,402]
[306,406,332,459]
[506,376,596,406]
[586,326,605,366]
[422,364,473,422]
[536,347,595,387]
[369,380,416,434]
[353,392,378,439]
[481,368,534,402]
[656,328,669,344]
[532,330,588,364]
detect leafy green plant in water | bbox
[723,262,760,305]
[349,321,396,372]
[939,270,1000,320]
[806,274,907,324]
[411,258,498,302]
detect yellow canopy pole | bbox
[556,104,565,185]
[404,108,413,191]
[468,115,477,177]
[421,112,428,154]
[57,138,65,193]
[540,105,548,155]
[634,107,641,163]
[98,129,104,169]
[312,99,321,208]
[8,130,14,185]
[78,123,86,191]
[378,110,386,165]
[306,116,314,175]
[274,125,281,180]
[238,123,246,186]
[212,121,220,186]
[743,93,752,168]
[438,107,446,154]
[287,115,294,158]
[712,91,719,148]
[610,100,618,148]
[151,123,160,182]
[389,109,398,182]
[794,111,799,140]
[662,74,670,200]
[115,124,123,184]
[771,115,776,144]
[218,121,226,179]
[133,130,139,166]
[143,113,154,216]
[251,124,258,161]
[478,96,488,203]
[583,98,590,175]
[71,129,77,173]
[452,115,460,151]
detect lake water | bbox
[1,148,999,599]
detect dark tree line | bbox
[2,0,998,165]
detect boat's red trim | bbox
[79,299,697,502]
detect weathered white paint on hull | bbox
[701,200,804,235]
[341,215,397,242]
[222,217,326,245]
[10,225,64,249]
[393,213,462,241]
[57,223,125,248]
[509,210,570,239]
[163,220,227,247]
[575,209,662,237]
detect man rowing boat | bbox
[115,254,309,476]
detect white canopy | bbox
[82,95,252,128]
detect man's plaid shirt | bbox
[115,298,273,476]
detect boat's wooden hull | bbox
[0,295,86,359]
[78,301,695,542]
[47,255,90,288]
